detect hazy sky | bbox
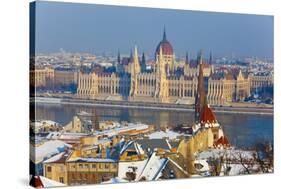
[34,1,273,58]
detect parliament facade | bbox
[77,29,250,105]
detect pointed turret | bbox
[209,50,215,75]
[133,45,140,74]
[117,50,121,64]
[185,51,189,64]
[163,25,167,41]
[209,50,213,65]
[141,52,145,64]
[129,48,133,62]
[141,52,146,73]
[133,45,138,64]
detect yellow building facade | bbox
[76,30,250,105]
[30,67,54,87]
[54,70,78,86]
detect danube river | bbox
[35,103,273,148]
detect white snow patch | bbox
[39,176,66,187]
[102,177,128,184]
[148,130,181,140]
[118,159,148,181]
[30,140,71,164]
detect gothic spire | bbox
[117,49,121,64]
[142,52,145,63]
[141,52,146,73]
[209,50,213,65]
[195,50,207,122]
[185,51,189,64]
[133,45,139,65]
[130,48,133,62]
[163,25,167,41]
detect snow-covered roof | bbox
[148,130,181,140]
[30,120,59,128]
[30,140,72,164]
[137,152,169,180]
[39,176,66,187]
[118,152,174,182]
[196,149,255,160]
[167,158,189,176]
[119,141,145,156]
[43,152,65,164]
[67,157,117,163]
[136,139,172,153]
[46,132,89,140]
[118,159,148,180]
[43,151,71,164]
[95,123,150,137]
[102,177,128,184]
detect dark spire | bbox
[117,49,121,64]
[209,50,213,65]
[141,52,146,64]
[185,51,189,64]
[141,52,146,72]
[130,48,133,62]
[163,25,167,41]
[195,50,207,123]
[196,49,203,67]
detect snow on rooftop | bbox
[118,159,148,181]
[196,149,255,160]
[30,140,71,164]
[167,157,189,175]
[67,157,117,163]
[148,129,181,140]
[47,132,89,140]
[31,120,59,128]
[95,123,150,137]
[102,177,128,184]
[43,152,65,164]
[118,153,170,182]
[39,176,66,187]
[138,152,168,181]
[119,141,145,156]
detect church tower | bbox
[195,50,207,122]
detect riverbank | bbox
[32,97,273,115]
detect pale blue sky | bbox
[34,1,273,58]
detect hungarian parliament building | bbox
[77,29,251,105]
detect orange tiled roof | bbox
[214,136,230,147]
[200,104,217,124]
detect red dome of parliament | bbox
[155,28,174,56]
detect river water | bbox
[35,103,273,148]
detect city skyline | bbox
[34,1,273,59]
